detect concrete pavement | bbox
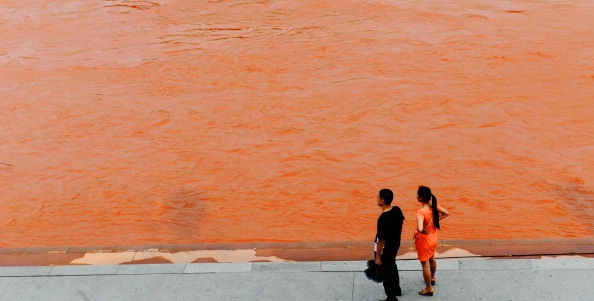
[1,256,593,300]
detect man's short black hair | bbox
[379,189,393,205]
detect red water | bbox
[1,0,593,248]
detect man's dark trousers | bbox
[380,252,401,300]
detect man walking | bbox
[375,189,405,301]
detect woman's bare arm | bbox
[416,213,426,233]
[437,204,450,220]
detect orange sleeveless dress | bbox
[415,207,437,261]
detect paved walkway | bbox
[1,256,593,300]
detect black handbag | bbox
[364,259,383,283]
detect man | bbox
[375,188,405,301]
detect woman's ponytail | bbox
[431,194,440,230]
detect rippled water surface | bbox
[1,0,593,248]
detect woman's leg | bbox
[420,260,433,293]
[429,255,437,281]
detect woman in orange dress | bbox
[415,185,449,296]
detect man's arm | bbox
[375,239,385,265]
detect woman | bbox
[414,185,449,296]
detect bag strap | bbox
[423,215,433,232]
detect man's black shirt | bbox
[376,206,405,257]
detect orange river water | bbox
[1,0,593,249]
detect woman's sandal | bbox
[419,289,434,296]
[431,278,436,286]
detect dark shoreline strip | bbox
[1,237,592,256]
